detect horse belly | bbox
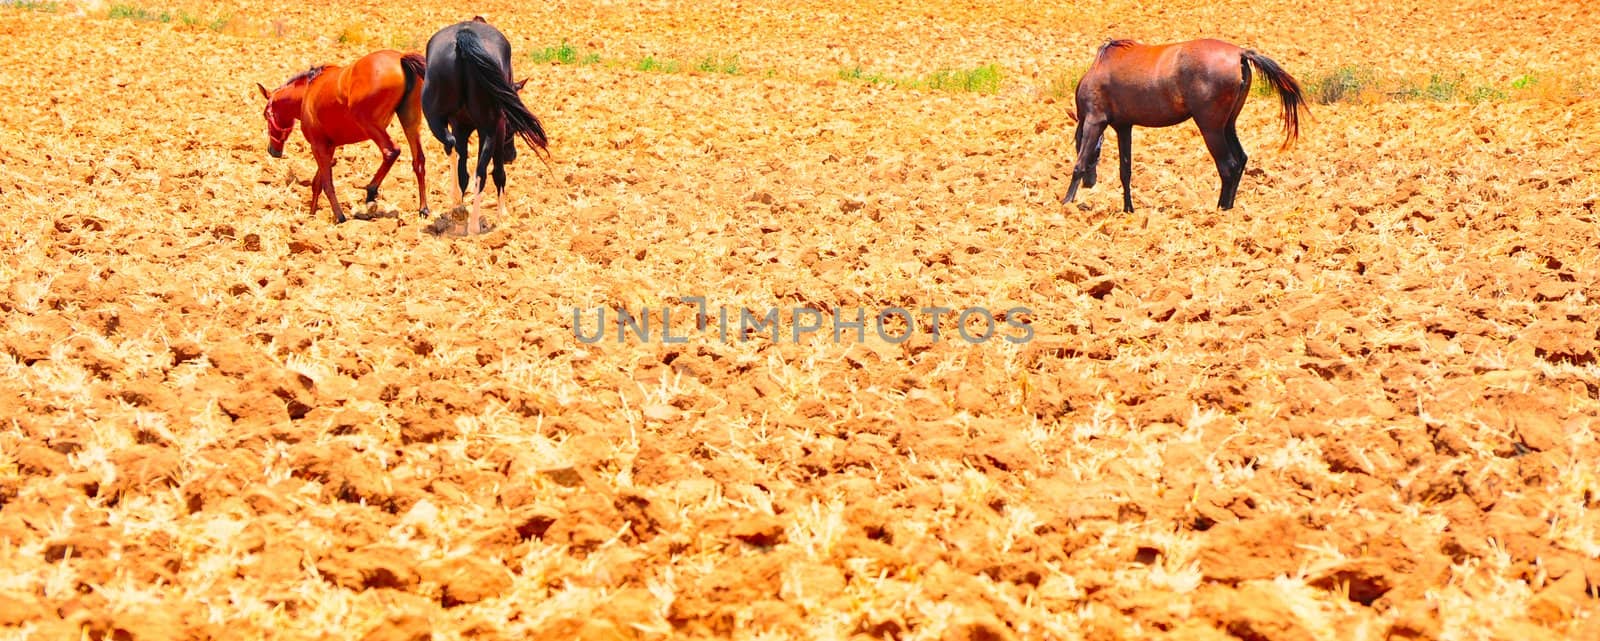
[317,106,391,146]
[1109,85,1191,128]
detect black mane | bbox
[288,65,329,84]
[1097,39,1138,58]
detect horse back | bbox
[1079,39,1248,127]
[1174,39,1247,80]
[422,23,470,120]
[303,57,403,145]
[338,51,409,106]
[1078,41,1185,126]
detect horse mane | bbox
[1099,39,1138,56]
[288,65,330,84]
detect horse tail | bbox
[398,53,426,108]
[1241,49,1308,150]
[454,28,550,160]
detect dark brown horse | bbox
[1062,39,1308,212]
[422,16,551,235]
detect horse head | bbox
[257,83,294,158]
[257,67,324,158]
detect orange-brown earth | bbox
[2,1,1599,639]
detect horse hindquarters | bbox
[396,53,430,217]
[421,30,464,193]
[1190,81,1249,209]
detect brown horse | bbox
[1061,39,1308,213]
[258,50,430,224]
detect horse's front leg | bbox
[312,143,348,224]
[453,134,472,208]
[1063,120,1107,205]
[1114,124,1134,213]
[492,152,509,225]
[308,163,325,219]
[361,127,402,211]
[468,136,494,234]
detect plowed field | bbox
[2,1,1598,639]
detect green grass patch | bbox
[1292,66,1583,104]
[1306,65,1376,104]
[1389,73,1465,102]
[105,4,227,30]
[3,0,61,12]
[1421,73,1462,101]
[838,65,898,86]
[635,55,682,74]
[694,54,740,75]
[840,63,1004,94]
[528,45,740,76]
[336,25,365,45]
[1466,85,1507,103]
[926,64,1002,94]
[108,4,171,22]
[534,40,598,64]
[1043,67,1085,99]
[529,41,602,66]
[531,41,578,65]
[175,9,228,31]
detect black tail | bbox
[454,29,549,159]
[398,52,425,110]
[1241,50,1308,150]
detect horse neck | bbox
[273,83,310,120]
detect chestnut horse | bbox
[258,50,429,224]
[422,17,551,235]
[1062,39,1308,213]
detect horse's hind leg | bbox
[1062,118,1108,205]
[1197,123,1240,210]
[1221,61,1252,209]
[453,133,473,208]
[1200,68,1252,209]
[1221,122,1249,209]
[491,153,509,224]
[468,135,495,234]
[1114,123,1134,213]
[398,97,429,218]
[1194,86,1248,210]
